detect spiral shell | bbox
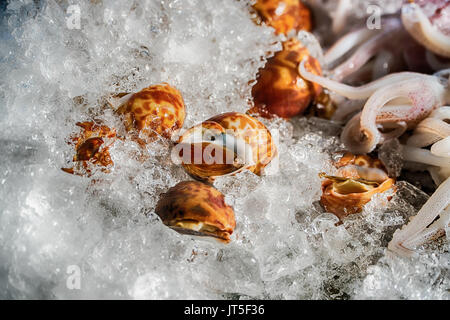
[62,121,116,176]
[253,0,312,35]
[320,153,395,220]
[176,112,277,181]
[155,181,236,243]
[250,38,322,119]
[116,83,186,142]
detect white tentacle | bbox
[388,177,450,257]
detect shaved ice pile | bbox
[0,0,448,299]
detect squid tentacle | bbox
[388,177,450,257]
[403,206,450,249]
[357,77,448,153]
[331,20,404,81]
[407,106,450,147]
[431,136,450,158]
[402,3,450,58]
[331,0,352,35]
[299,60,431,100]
[324,28,377,67]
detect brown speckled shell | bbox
[116,83,186,141]
[178,112,277,181]
[62,121,116,176]
[208,112,277,175]
[155,181,236,243]
[320,153,395,220]
[250,38,322,119]
[335,153,386,170]
[253,0,312,35]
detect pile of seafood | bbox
[3,0,450,300]
[62,0,450,259]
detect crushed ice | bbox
[0,0,448,299]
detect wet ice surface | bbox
[0,0,449,299]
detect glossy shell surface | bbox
[253,0,312,35]
[178,112,277,181]
[155,181,236,243]
[116,83,186,141]
[250,38,322,119]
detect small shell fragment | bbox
[320,153,395,220]
[62,121,116,176]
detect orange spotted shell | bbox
[155,181,236,243]
[320,153,395,220]
[62,121,116,176]
[253,0,312,35]
[177,112,277,181]
[250,38,322,119]
[116,83,186,142]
